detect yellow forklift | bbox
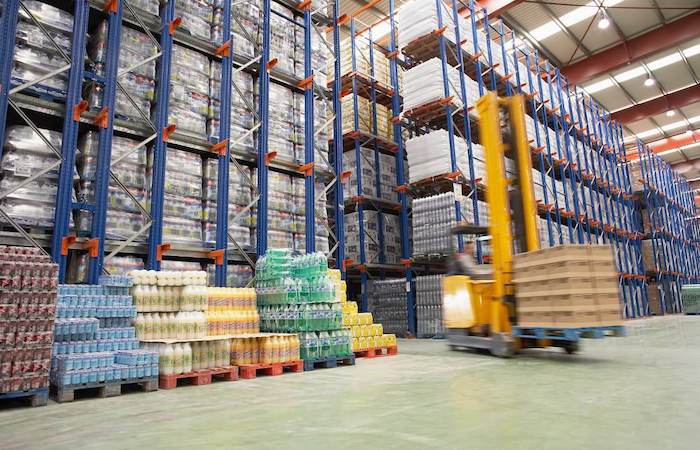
[442,92,579,356]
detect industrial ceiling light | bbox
[644,76,655,87]
[666,110,676,117]
[598,10,610,29]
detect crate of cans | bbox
[0,246,58,399]
[53,318,99,342]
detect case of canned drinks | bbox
[87,22,157,122]
[0,246,59,394]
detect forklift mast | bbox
[475,93,540,309]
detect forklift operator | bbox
[453,240,492,280]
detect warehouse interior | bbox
[1,0,699,448]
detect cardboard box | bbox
[514,245,623,328]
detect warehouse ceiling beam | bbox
[561,10,700,84]
[611,84,700,124]
[627,129,700,160]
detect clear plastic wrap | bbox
[75,181,146,214]
[77,132,147,187]
[406,129,471,183]
[166,105,208,137]
[15,20,71,55]
[203,201,255,228]
[19,0,74,34]
[89,22,158,79]
[175,0,214,41]
[1,126,61,227]
[159,193,203,222]
[203,223,252,248]
[162,216,203,243]
[12,44,69,93]
[76,210,145,241]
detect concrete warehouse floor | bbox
[1,316,698,450]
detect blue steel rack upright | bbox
[334,5,416,333]
[0,0,340,286]
[634,141,700,313]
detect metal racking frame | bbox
[635,141,700,314]
[334,2,416,334]
[395,0,653,323]
[0,0,341,286]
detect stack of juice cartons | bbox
[342,303,398,353]
[50,275,159,389]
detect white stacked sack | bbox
[406,130,471,183]
[404,58,481,112]
[397,0,474,50]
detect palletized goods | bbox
[513,245,623,328]
[0,246,58,394]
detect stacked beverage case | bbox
[50,276,159,389]
[0,247,58,395]
[0,127,61,229]
[341,301,398,352]
[256,249,352,361]
[130,270,232,376]
[368,279,408,336]
[415,275,445,338]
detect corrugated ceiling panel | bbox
[596,86,633,111]
[618,78,663,104]
[653,111,683,128]
[663,151,686,164]
[540,33,579,65]
[506,3,551,31]
[655,67,695,93]
[609,2,659,39]
[626,117,656,133]
[682,144,700,159]
[681,103,700,119]
[686,53,700,79]
[577,28,620,54]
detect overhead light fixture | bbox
[666,110,676,117]
[598,10,610,29]
[644,76,655,87]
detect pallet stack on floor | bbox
[130,270,242,389]
[0,246,58,407]
[342,300,398,358]
[50,275,159,403]
[256,249,355,371]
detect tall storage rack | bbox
[394,0,657,325]
[633,142,700,314]
[0,0,342,286]
[333,1,425,335]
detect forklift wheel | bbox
[563,342,580,354]
[490,333,515,358]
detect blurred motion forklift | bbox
[442,92,579,356]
